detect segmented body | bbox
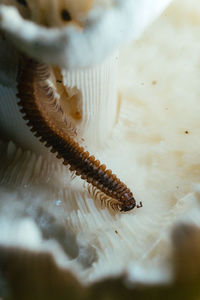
[17,58,140,212]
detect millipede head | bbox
[119,191,136,212]
[120,202,136,212]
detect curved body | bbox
[17,59,138,212]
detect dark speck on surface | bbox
[61,9,72,21]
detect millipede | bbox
[17,57,142,212]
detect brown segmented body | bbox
[17,58,142,212]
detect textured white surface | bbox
[61,53,118,146]
[0,53,118,150]
[0,0,200,287]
